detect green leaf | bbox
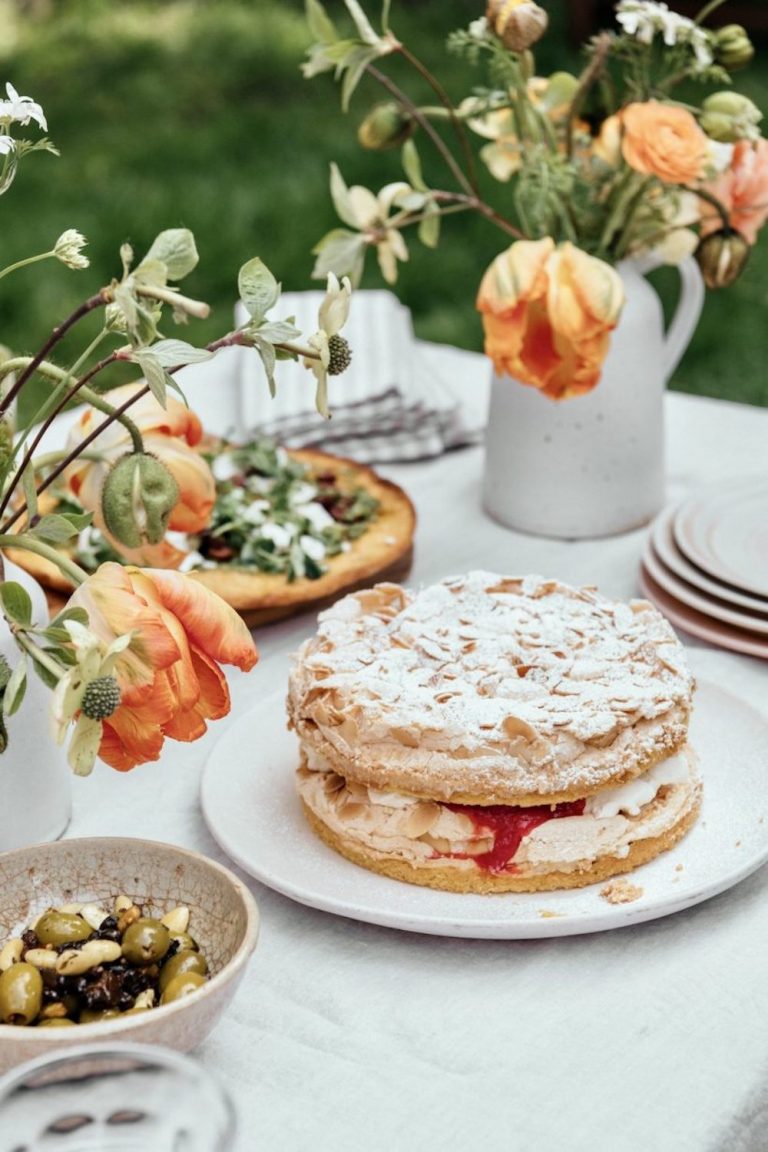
[252,336,277,398]
[29,514,82,544]
[31,657,62,690]
[61,511,93,531]
[402,139,427,191]
[22,464,38,523]
[142,228,199,281]
[238,258,280,323]
[306,0,337,44]
[343,0,380,47]
[341,45,378,111]
[3,656,27,717]
[418,200,441,249]
[135,354,168,406]
[0,582,32,627]
[132,257,168,289]
[140,339,213,369]
[329,163,358,229]
[45,606,89,643]
[254,319,301,344]
[311,229,367,286]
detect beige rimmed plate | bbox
[639,565,768,660]
[651,504,768,615]
[673,479,768,600]
[201,681,768,939]
[642,539,768,637]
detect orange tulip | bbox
[66,562,258,771]
[621,101,707,185]
[64,384,216,567]
[701,138,768,244]
[476,239,625,399]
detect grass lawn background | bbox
[0,0,766,408]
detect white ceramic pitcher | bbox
[482,256,705,539]
[0,561,71,851]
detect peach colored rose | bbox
[64,384,216,567]
[701,138,768,244]
[476,239,625,399]
[621,101,708,185]
[66,562,258,771]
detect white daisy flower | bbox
[0,82,47,130]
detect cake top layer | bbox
[288,573,693,802]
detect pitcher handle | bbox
[631,252,706,382]
[662,255,705,382]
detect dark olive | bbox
[121,918,171,966]
[160,971,206,1005]
[159,949,208,994]
[34,911,92,948]
[0,962,43,1025]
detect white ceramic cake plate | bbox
[200,680,768,939]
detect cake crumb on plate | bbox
[600,879,644,905]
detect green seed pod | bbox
[101,452,179,549]
[358,103,414,151]
[713,24,754,71]
[81,675,122,721]
[700,91,762,143]
[327,334,352,377]
[695,229,750,289]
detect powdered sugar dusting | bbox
[288,573,693,800]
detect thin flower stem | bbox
[0,250,54,282]
[0,533,87,587]
[0,290,110,419]
[9,628,66,679]
[685,184,731,229]
[432,190,524,239]
[22,327,111,436]
[0,351,136,524]
[398,44,479,194]
[366,63,474,196]
[695,0,729,25]
[567,32,613,159]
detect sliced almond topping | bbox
[390,726,420,748]
[404,802,441,838]
[503,715,538,742]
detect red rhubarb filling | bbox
[443,799,586,873]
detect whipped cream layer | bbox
[297,746,700,876]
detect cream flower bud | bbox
[358,103,414,151]
[486,0,548,52]
[53,229,89,270]
[713,24,754,71]
[700,92,762,144]
[695,229,750,289]
[101,452,180,549]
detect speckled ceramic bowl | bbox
[0,837,260,1074]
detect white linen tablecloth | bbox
[66,343,768,1152]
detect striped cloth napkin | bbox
[234,291,484,463]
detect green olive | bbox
[168,931,199,953]
[0,962,43,1025]
[37,1017,76,1028]
[79,1008,120,1024]
[121,918,171,966]
[122,1004,151,1015]
[160,971,206,1005]
[159,949,208,994]
[34,910,92,947]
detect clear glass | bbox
[0,1043,236,1152]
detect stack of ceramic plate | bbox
[640,478,768,659]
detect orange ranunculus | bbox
[66,562,258,771]
[621,101,708,185]
[701,138,768,244]
[64,383,216,567]
[476,239,625,399]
